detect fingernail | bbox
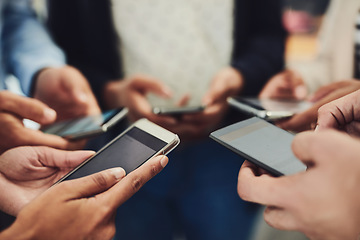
[111,168,126,180]
[77,92,88,103]
[43,108,57,121]
[294,86,307,99]
[314,125,319,132]
[160,156,168,168]
[162,87,173,98]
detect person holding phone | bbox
[0,146,169,239]
[258,0,360,132]
[237,90,360,239]
[47,0,286,239]
[0,0,101,153]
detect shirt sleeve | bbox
[2,0,65,96]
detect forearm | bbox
[2,0,65,96]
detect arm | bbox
[2,0,65,96]
[231,0,287,95]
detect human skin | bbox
[0,146,94,216]
[316,89,360,137]
[33,65,101,121]
[276,80,360,132]
[237,130,360,240]
[0,154,168,240]
[259,69,307,100]
[0,91,85,153]
[103,67,243,140]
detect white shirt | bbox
[111,0,233,107]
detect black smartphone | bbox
[152,105,205,116]
[227,97,311,121]
[55,118,180,183]
[41,108,128,140]
[210,117,306,176]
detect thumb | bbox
[62,167,126,199]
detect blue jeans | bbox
[114,138,260,240]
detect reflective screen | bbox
[64,127,167,181]
[211,117,306,176]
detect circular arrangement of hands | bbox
[0,66,244,239]
[2,64,360,239]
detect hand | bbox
[103,75,177,126]
[0,91,84,153]
[237,130,360,240]
[316,89,360,136]
[33,65,101,121]
[0,155,168,240]
[177,67,244,139]
[259,70,307,99]
[276,80,360,132]
[0,146,94,216]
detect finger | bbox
[237,160,297,206]
[61,167,126,199]
[36,147,95,168]
[308,81,354,102]
[292,130,358,167]
[316,91,360,131]
[176,94,191,107]
[14,127,75,150]
[0,91,56,124]
[128,94,177,126]
[131,75,172,98]
[101,155,168,208]
[276,106,318,132]
[263,206,299,231]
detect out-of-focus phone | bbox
[41,108,128,140]
[55,118,180,183]
[210,117,306,176]
[152,105,205,116]
[227,97,312,121]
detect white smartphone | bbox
[41,108,129,140]
[152,105,205,116]
[210,117,306,176]
[227,97,312,121]
[55,118,180,183]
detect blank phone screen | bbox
[64,127,167,181]
[42,110,119,137]
[211,117,306,176]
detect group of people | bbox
[0,0,359,239]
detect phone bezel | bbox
[53,118,180,185]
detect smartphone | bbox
[227,97,312,120]
[152,105,205,116]
[210,117,306,176]
[55,118,180,183]
[41,108,129,140]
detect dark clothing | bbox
[47,0,286,109]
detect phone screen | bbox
[62,127,167,181]
[42,109,121,137]
[235,97,311,113]
[153,105,205,115]
[210,117,307,176]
